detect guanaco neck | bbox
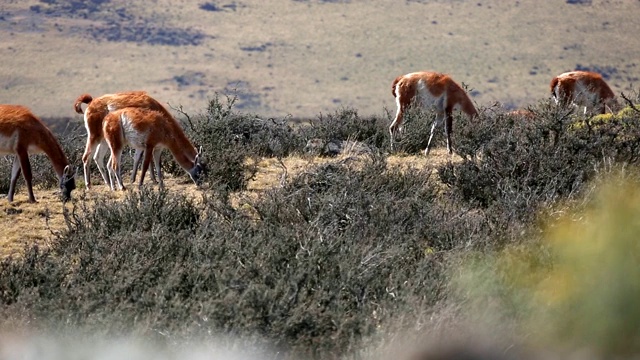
[165,124,198,170]
[460,94,478,119]
[37,127,71,178]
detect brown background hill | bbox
[1,0,639,119]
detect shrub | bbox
[0,189,202,330]
[439,100,640,235]
[177,94,306,191]
[0,155,496,358]
[300,107,389,151]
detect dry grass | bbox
[0,191,68,257]
[0,175,200,258]
[387,148,462,170]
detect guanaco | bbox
[390,71,478,155]
[0,105,76,202]
[101,107,204,190]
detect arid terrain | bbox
[1,0,639,119]
[2,2,640,357]
[0,148,455,258]
[1,0,639,255]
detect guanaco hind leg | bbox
[8,156,21,202]
[132,149,158,184]
[82,136,102,188]
[152,149,163,187]
[93,142,111,186]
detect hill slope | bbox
[0,0,639,118]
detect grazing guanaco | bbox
[550,70,617,115]
[0,105,76,202]
[101,107,204,191]
[74,91,166,187]
[390,71,478,155]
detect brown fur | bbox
[0,105,75,202]
[550,70,616,115]
[389,71,477,155]
[101,107,200,190]
[74,91,172,187]
[74,94,93,114]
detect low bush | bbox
[0,155,496,358]
[300,107,389,151]
[439,100,640,237]
[177,95,306,191]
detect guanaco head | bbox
[188,147,207,186]
[60,165,77,202]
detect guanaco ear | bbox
[64,165,74,177]
[195,146,203,163]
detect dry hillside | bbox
[0,0,638,119]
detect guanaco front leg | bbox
[9,149,35,202]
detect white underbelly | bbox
[0,132,43,155]
[0,133,17,154]
[120,117,149,150]
[416,79,446,111]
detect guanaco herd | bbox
[0,70,619,203]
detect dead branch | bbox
[277,157,288,187]
[620,92,640,114]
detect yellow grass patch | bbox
[387,147,463,170]
[0,189,69,258]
